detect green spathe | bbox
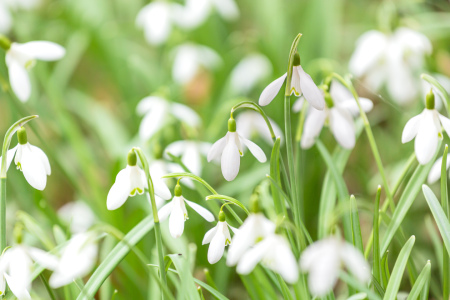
[426,90,435,110]
[127,150,137,166]
[228,118,236,132]
[17,127,28,145]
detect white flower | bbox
[229,54,272,94]
[427,154,450,184]
[6,41,65,102]
[158,185,214,238]
[48,232,98,288]
[149,159,173,208]
[107,151,171,210]
[136,2,174,45]
[236,234,298,284]
[207,118,267,181]
[0,244,58,299]
[164,140,211,176]
[172,43,221,84]
[235,111,283,145]
[137,96,201,141]
[202,217,238,264]
[349,27,432,105]
[58,201,96,234]
[258,55,325,110]
[1,127,51,190]
[402,93,450,165]
[226,212,275,266]
[299,80,373,149]
[300,237,370,297]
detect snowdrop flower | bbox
[300,237,370,297]
[0,243,58,299]
[137,96,201,141]
[136,1,175,45]
[349,27,432,104]
[164,140,211,176]
[107,150,171,210]
[203,210,238,264]
[172,43,221,85]
[427,154,450,184]
[299,80,373,149]
[48,232,98,288]
[4,40,65,102]
[237,233,298,284]
[207,117,267,181]
[229,54,272,94]
[58,201,96,234]
[259,53,325,110]
[1,127,51,190]
[158,183,214,238]
[235,111,283,145]
[402,90,450,165]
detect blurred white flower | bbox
[1,127,51,190]
[299,81,373,149]
[259,54,324,110]
[172,43,221,84]
[230,54,272,94]
[203,214,238,264]
[136,2,174,45]
[226,212,275,266]
[48,232,98,288]
[300,237,370,297]
[236,234,298,284]
[5,41,65,102]
[158,184,214,238]
[427,154,450,184]
[349,27,432,105]
[107,151,171,210]
[164,140,211,176]
[0,4,12,33]
[207,118,266,181]
[402,92,450,165]
[0,244,57,299]
[58,201,96,234]
[235,111,282,145]
[137,96,201,141]
[149,159,173,208]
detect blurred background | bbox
[1,0,450,299]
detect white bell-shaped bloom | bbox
[402,92,450,165]
[229,54,272,94]
[164,140,211,176]
[236,234,298,284]
[235,111,283,145]
[1,127,51,190]
[349,27,431,105]
[226,212,275,266]
[48,232,98,288]
[172,43,221,84]
[136,2,175,45]
[299,81,373,149]
[137,96,201,141]
[0,244,58,299]
[259,54,325,110]
[158,184,214,238]
[5,41,65,102]
[300,237,370,297]
[427,154,450,184]
[207,118,267,181]
[107,151,171,210]
[58,201,96,234]
[202,212,238,264]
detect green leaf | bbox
[350,195,363,253]
[381,251,390,289]
[166,254,201,300]
[269,137,284,215]
[373,186,382,290]
[407,261,431,300]
[383,236,415,300]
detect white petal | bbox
[212,0,239,20]
[8,58,31,102]
[427,154,450,184]
[0,145,17,172]
[307,249,340,297]
[208,229,226,264]
[149,168,171,200]
[439,114,450,137]
[8,247,32,293]
[329,107,356,149]
[169,198,185,238]
[207,135,226,162]
[29,144,51,175]
[106,168,130,210]
[340,243,371,283]
[221,134,240,181]
[158,202,172,222]
[290,66,301,96]
[4,273,31,300]
[271,239,298,284]
[239,136,266,162]
[292,97,305,113]
[184,198,214,222]
[171,103,201,128]
[258,73,287,106]
[339,98,373,116]
[27,247,59,270]
[300,239,331,272]
[202,225,218,245]
[301,109,327,149]
[402,114,422,143]
[227,222,255,266]
[298,66,325,110]
[16,41,65,61]
[138,98,168,140]
[136,2,172,45]
[415,111,438,165]
[386,61,417,105]
[236,238,272,275]
[20,144,48,190]
[349,30,388,77]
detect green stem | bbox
[133,147,167,298]
[441,145,449,300]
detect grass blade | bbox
[373,186,382,291]
[406,261,431,300]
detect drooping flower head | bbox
[259,53,325,110]
[158,183,214,238]
[207,116,267,181]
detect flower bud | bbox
[426,89,435,110]
[218,210,226,222]
[17,127,28,145]
[228,117,236,132]
[293,53,301,66]
[174,183,182,197]
[127,150,137,166]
